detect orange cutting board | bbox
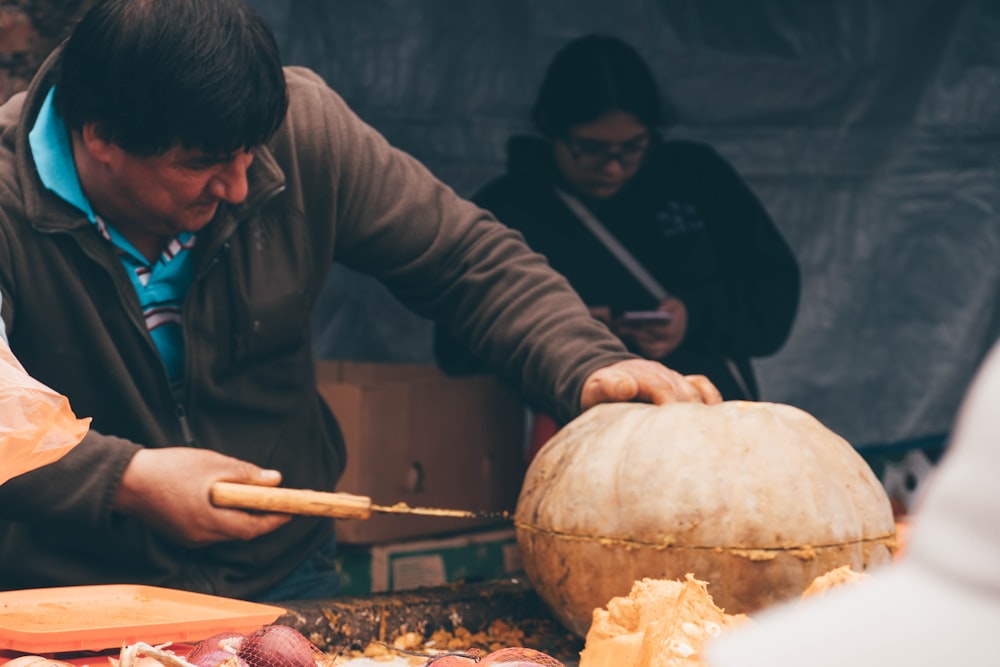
[0,584,284,654]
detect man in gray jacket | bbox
[0,0,718,601]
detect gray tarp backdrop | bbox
[247,0,1000,457]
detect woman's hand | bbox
[613,296,688,359]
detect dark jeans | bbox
[253,535,340,602]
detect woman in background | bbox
[436,34,800,450]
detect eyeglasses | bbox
[564,133,650,171]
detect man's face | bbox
[100,142,255,239]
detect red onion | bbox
[237,625,320,667]
[425,648,563,667]
[424,657,477,667]
[187,632,247,667]
[480,648,565,667]
[188,650,250,667]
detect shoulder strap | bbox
[554,188,669,302]
[556,188,755,398]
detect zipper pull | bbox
[176,404,195,445]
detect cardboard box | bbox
[316,361,526,544]
[335,527,522,595]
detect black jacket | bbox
[436,134,800,402]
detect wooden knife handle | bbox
[210,481,373,519]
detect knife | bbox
[209,481,512,521]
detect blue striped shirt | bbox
[28,87,195,388]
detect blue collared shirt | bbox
[28,87,195,387]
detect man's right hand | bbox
[113,448,292,547]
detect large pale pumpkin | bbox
[514,401,897,637]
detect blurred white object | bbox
[881,447,936,513]
[706,337,1000,667]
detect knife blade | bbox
[209,481,512,521]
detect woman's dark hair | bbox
[531,33,674,138]
[54,0,288,157]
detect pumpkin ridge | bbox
[515,521,896,552]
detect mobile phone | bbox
[618,310,672,324]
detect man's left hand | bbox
[580,358,722,411]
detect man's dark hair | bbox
[531,33,674,138]
[54,0,288,157]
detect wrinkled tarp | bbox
[248,0,1000,452]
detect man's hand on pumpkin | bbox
[580,358,722,411]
